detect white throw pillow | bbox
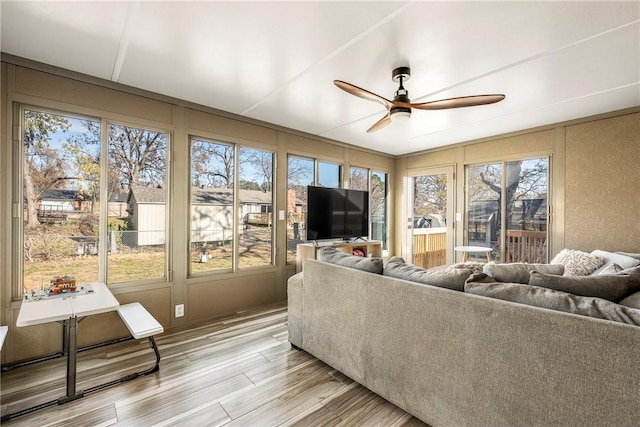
[550,249,603,276]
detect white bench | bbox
[118,302,164,340]
[84,302,164,395]
[116,302,163,378]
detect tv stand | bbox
[296,240,382,273]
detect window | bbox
[190,138,274,274]
[286,156,314,263]
[286,156,342,263]
[20,110,101,293]
[317,161,340,188]
[108,123,168,283]
[349,167,389,252]
[17,108,169,296]
[190,139,235,273]
[466,158,549,262]
[349,167,368,191]
[371,171,388,251]
[238,147,274,269]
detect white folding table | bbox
[15,283,119,403]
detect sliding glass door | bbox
[408,167,454,268]
[466,158,549,262]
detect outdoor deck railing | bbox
[505,229,547,263]
[412,228,447,269]
[413,228,547,267]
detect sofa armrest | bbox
[287,272,304,348]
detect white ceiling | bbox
[2,1,639,156]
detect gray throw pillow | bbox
[529,270,640,302]
[383,260,471,291]
[483,263,564,284]
[318,247,383,274]
[550,249,603,276]
[446,262,485,275]
[464,281,640,326]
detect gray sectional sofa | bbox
[287,247,640,426]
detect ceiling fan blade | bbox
[406,94,505,110]
[334,80,393,109]
[367,113,392,133]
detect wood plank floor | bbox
[1,303,428,426]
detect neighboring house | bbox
[39,189,90,212]
[108,190,129,218]
[34,189,92,222]
[467,200,499,246]
[468,198,547,248]
[127,186,273,246]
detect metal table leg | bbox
[58,316,83,404]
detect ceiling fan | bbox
[334,66,505,133]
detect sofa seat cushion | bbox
[529,266,640,302]
[465,280,640,326]
[550,249,603,276]
[384,259,471,291]
[483,262,564,284]
[318,246,383,274]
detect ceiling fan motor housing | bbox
[392,66,411,82]
[391,66,411,121]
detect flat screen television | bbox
[305,186,369,241]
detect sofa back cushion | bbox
[465,280,640,326]
[590,250,640,275]
[383,259,471,291]
[317,246,383,274]
[529,266,640,302]
[483,263,564,284]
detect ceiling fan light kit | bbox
[390,107,411,122]
[334,66,505,133]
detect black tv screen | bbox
[306,186,369,241]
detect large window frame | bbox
[349,166,389,252]
[13,104,172,298]
[188,136,275,276]
[465,156,550,263]
[286,155,343,264]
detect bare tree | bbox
[414,174,447,216]
[191,141,233,188]
[473,160,548,230]
[370,172,386,218]
[109,124,167,188]
[240,148,273,192]
[350,168,368,191]
[287,157,314,205]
